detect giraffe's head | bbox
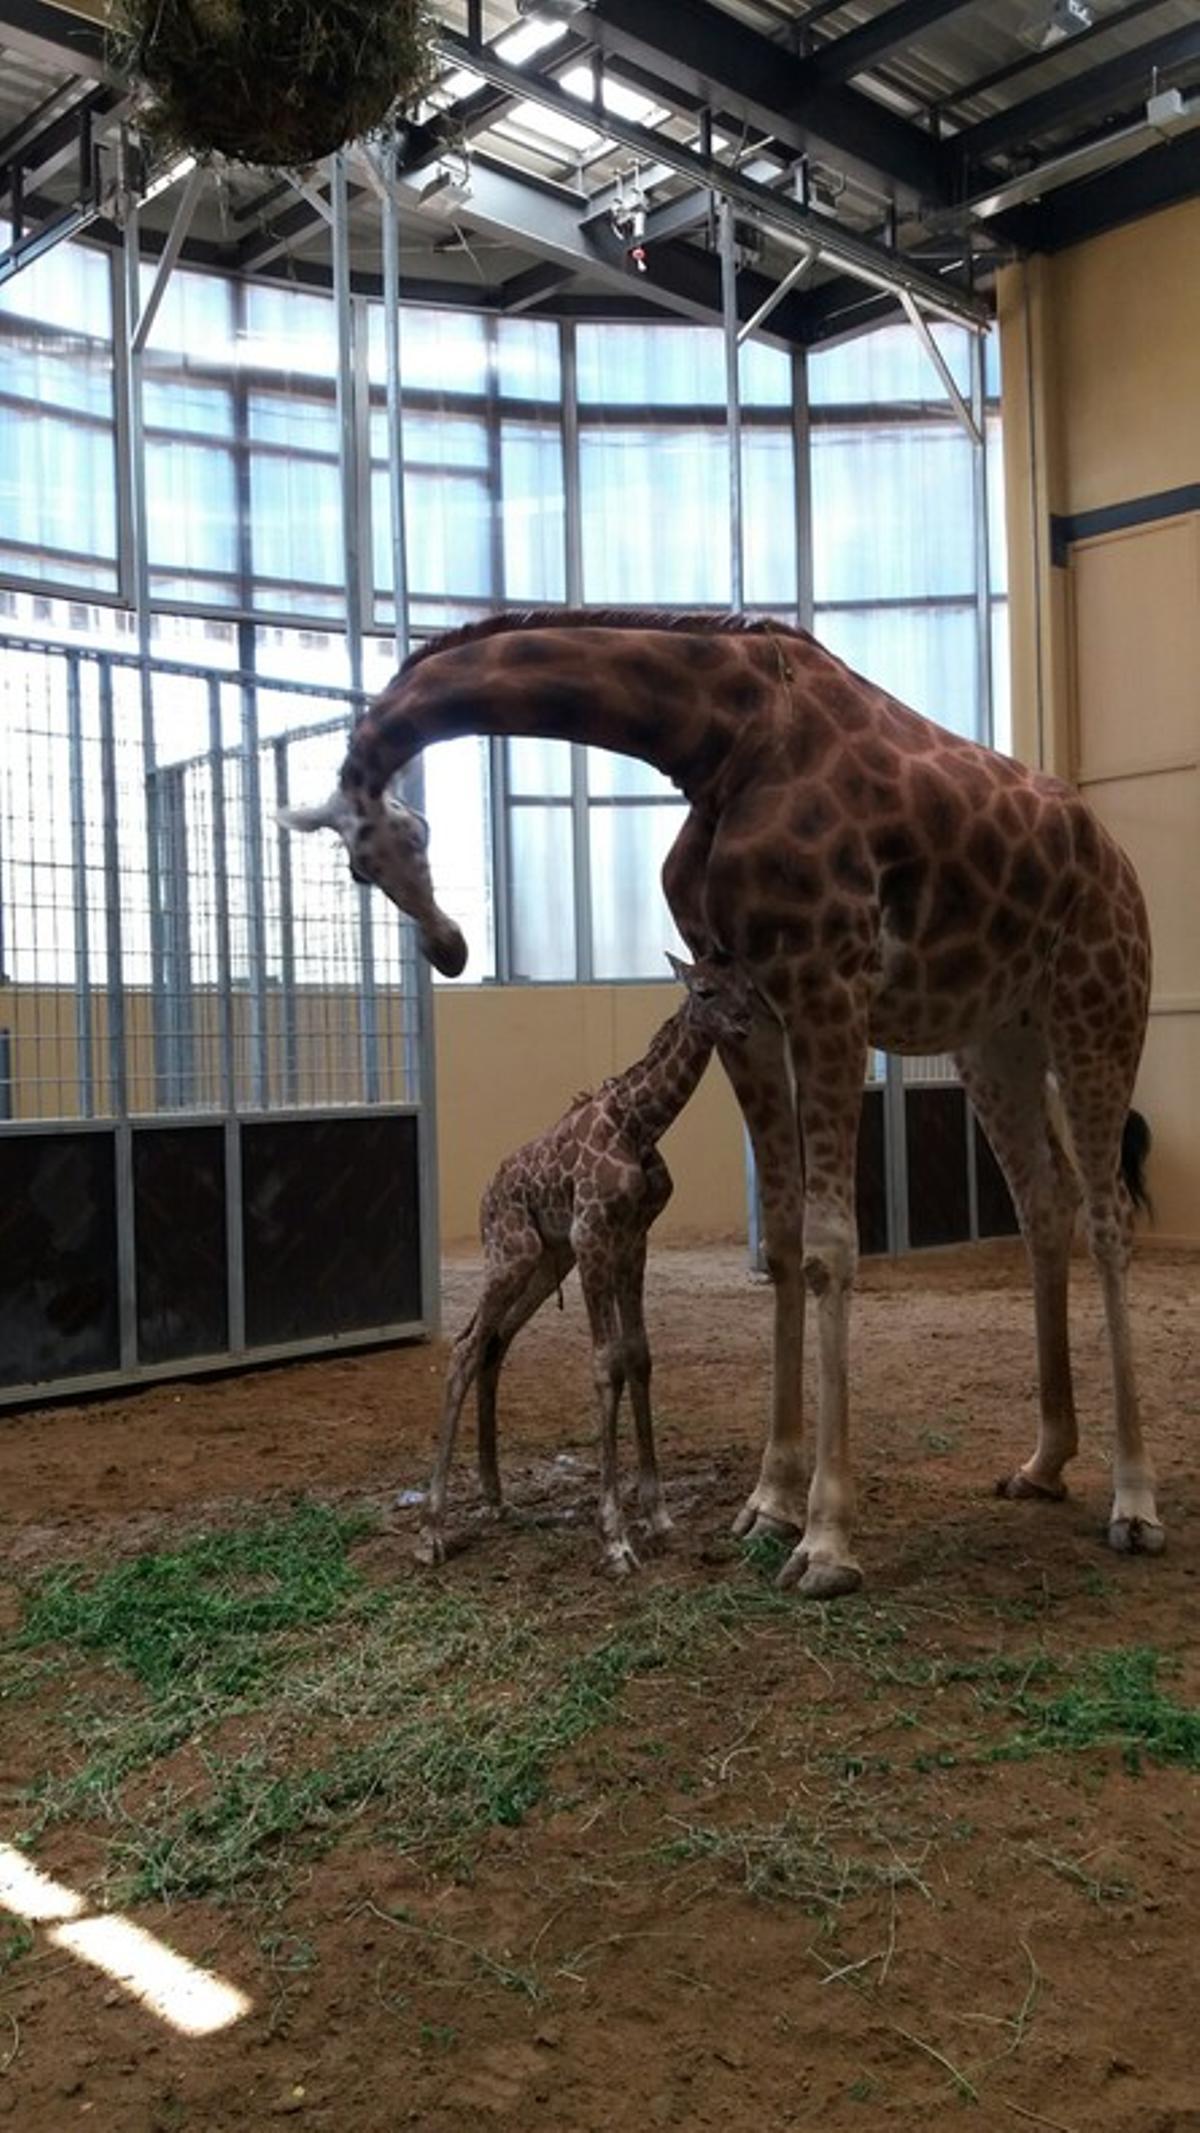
[280,786,469,978]
[667,951,756,1045]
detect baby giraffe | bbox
[417,952,755,1575]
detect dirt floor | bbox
[1,1238,1198,2133]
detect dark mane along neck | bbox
[398,607,811,677]
[346,609,804,804]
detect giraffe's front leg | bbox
[577,1231,641,1578]
[776,1022,866,1600]
[617,1235,673,1544]
[718,1026,810,1542]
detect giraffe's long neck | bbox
[343,628,750,802]
[608,1007,714,1147]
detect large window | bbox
[809,322,1006,751]
[1,247,1006,989]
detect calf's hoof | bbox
[603,1539,641,1580]
[995,1470,1067,1503]
[1108,1516,1166,1557]
[777,1544,863,1600]
[414,1527,446,1568]
[732,1496,804,1544]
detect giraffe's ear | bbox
[278,790,353,836]
[665,951,693,986]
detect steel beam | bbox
[0,0,108,77]
[955,20,1200,166]
[898,288,981,443]
[994,123,1200,253]
[814,0,983,86]
[585,0,950,204]
[736,248,815,345]
[394,153,721,329]
[130,159,204,354]
[431,31,987,327]
[499,258,577,310]
[932,0,1167,122]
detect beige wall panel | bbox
[434,984,746,1244]
[1081,768,1200,1002]
[1134,1015,1200,1244]
[1069,520,1200,779]
[1054,201,1200,513]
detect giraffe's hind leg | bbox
[1048,1011,1163,1556]
[417,1225,547,1565]
[956,1023,1081,1504]
[615,1233,673,1543]
[477,1243,574,1507]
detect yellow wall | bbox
[999,199,1200,1240]
[433,984,748,1244]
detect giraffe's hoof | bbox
[643,1507,674,1544]
[732,1501,803,1543]
[413,1527,446,1568]
[777,1546,864,1600]
[604,1540,641,1579]
[1108,1516,1166,1557]
[995,1471,1068,1504]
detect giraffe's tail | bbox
[1044,1080,1153,1221]
[1120,1108,1153,1218]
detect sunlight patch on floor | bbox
[0,1842,250,2036]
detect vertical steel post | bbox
[330,150,381,1103]
[720,199,762,1261]
[966,327,994,1232]
[98,663,128,1121]
[159,764,194,1108]
[884,1052,910,1256]
[383,136,440,1335]
[117,130,168,1112]
[791,348,814,630]
[239,675,269,1110]
[99,660,137,1366]
[719,197,744,614]
[560,323,592,982]
[483,311,514,982]
[65,651,95,1118]
[971,329,995,749]
[210,675,244,1350]
[273,739,300,1106]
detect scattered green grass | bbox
[657,1805,931,1915]
[17,1500,370,1697]
[1021,1843,1133,1904]
[847,2075,881,2104]
[0,1922,33,1975]
[419,2022,459,2053]
[998,1647,1200,1772]
[6,1500,1198,1924]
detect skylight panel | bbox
[494,19,570,65]
[503,98,602,151]
[558,62,668,128]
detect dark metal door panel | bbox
[0,1133,119,1387]
[133,1126,228,1365]
[241,1113,421,1348]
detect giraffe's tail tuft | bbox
[1121,1108,1153,1218]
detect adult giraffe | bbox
[284,609,1163,1597]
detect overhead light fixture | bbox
[1022,0,1093,51]
[515,0,593,20]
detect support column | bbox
[330,149,381,1102]
[382,135,441,1335]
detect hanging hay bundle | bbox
[109,0,438,168]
